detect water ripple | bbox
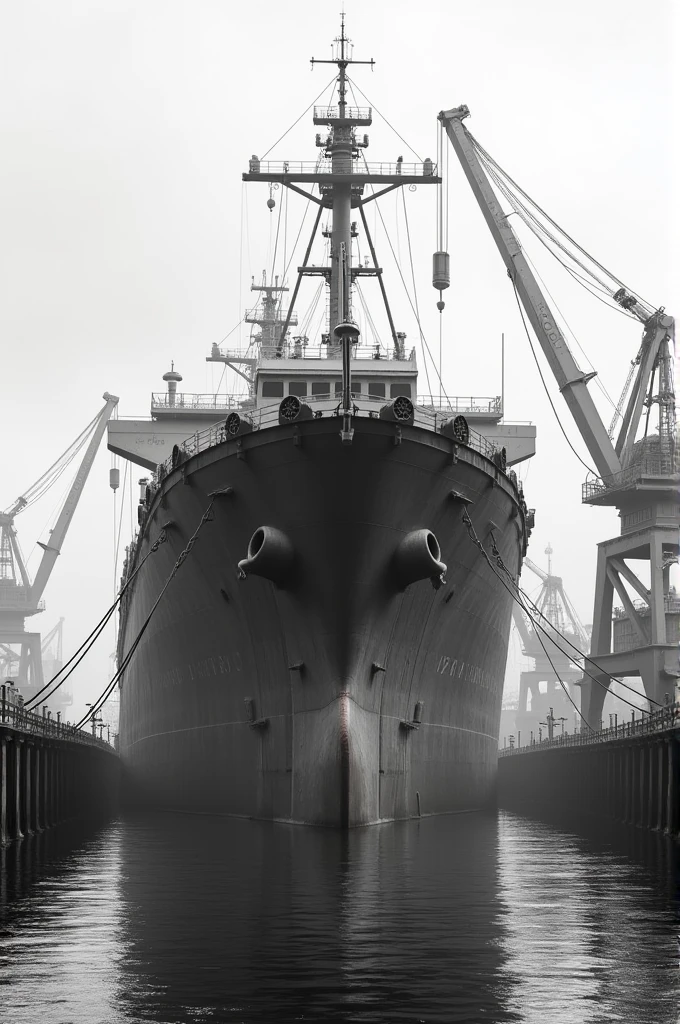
[0,811,677,1023]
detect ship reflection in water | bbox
[0,813,677,1023]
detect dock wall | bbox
[498,705,679,836]
[0,696,119,846]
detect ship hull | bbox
[118,417,524,827]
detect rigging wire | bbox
[23,531,168,710]
[239,184,245,346]
[260,75,338,160]
[515,579,664,707]
[484,516,663,711]
[8,412,99,516]
[371,185,431,395]
[464,511,657,720]
[269,184,284,285]
[462,510,591,730]
[467,126,656,312]
[113,459,129,592]
[509,275,598,477]
[401,186,433,389]
[299,281,324,337]
[346,77,423,161]
[355,282,382,349]
[491,166,642,325]
[75,501,216,727]
[279,185,315,293]
[522,248,618,413]
[346,78,449,391]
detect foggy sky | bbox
[0,0,675,725]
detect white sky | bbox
[0,0,676,723]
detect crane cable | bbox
[466,126,656,313]
[509,273,599,477]
[6,410,100,516]
[75,499,216,728]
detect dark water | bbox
[0,811,677,1024]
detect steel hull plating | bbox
[118,418,523,826]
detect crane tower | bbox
[439,106,678,727]
[0,394,118,703]
[513,546,590,737]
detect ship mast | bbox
[243,19,440,351]
[315,16,364,329]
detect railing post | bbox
[1,684,5,724]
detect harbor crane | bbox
[440,105,678,726]
[0,394,118,701]
[512,546,589,737]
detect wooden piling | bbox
[657,741,665,831]
[666,738,677,835]
[0,737,7,847]
[13,741,23,842]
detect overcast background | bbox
[0,0,676,729]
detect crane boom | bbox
[439,106,622,481]
[30,393,119,605]
[523,557,549,583]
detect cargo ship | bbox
[108,23,536,827]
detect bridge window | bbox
[311,381,331,396]
[262,381,284,398]
[289,381,307,397]
[368,382,386,398]
[334,381,362,396]
[390,382,412,398]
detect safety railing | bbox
[246,160,438,178]
[582,455,679,500]
[154,394,503,481]
[417,395,503,415]
[0,685,114,750]
[499,701,680,757]
[244,307,297,324]
[257,343,416,362]
[151,393,244,412]
[0,587,45,611]
[313,105,372,121]
[613,595,680,619]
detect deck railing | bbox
[313,105,372,121]
[499,701,680,757]
[246,160,438,178]
[257,343,416,362]
[151,393,245,413]
[154,394,504,481]
[417,395,502,415]
[0,685,114,750]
